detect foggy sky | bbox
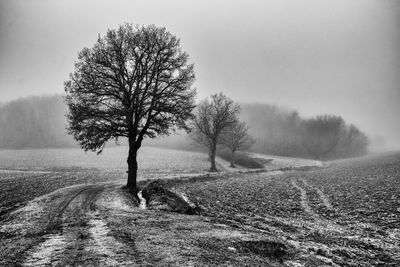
[0,0,399,148]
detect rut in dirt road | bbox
[301,179,334,211]
[291,179,335,219]
[291,180,316,218]
[22,184,137,266]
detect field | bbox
[0,146,212,217]
[175,152,400,266]
[0,147,399,266]
[0,146,212,174]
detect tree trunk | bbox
[209,142,218,172]
[230,150,235,168]
[127,143,138,194]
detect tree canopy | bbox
[65,24,196,192]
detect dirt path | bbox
[1,181,288,266]
[0,184,140,266]
[22,185,100,266]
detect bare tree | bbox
[64,24,196,194]
[336,124,369,158]
[302,115,344,160]
[191,93,240,171]
[220,120,255,167]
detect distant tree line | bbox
[0,95,75,148]
[0,95,368,160]
[241,103,369,160]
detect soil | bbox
[0,183,285,266]
[1,152,399,266]
[176,152,400,266]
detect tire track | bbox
[291,180,317,218]
[291,178,336,220]
[23,185,105,266]
[22,184,139,266]
[301,180,333,211]
[47,186,94,229]
[80,186,105,211]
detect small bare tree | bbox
[191,93,240,171]
[221,121,255,167]
[64,24,196,194]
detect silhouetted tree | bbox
[190,93,240,171]
[64,24,196,194]
[220,120,255,167]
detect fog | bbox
[0,0,399,149]
[0,95,370,160]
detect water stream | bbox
[137,191,147,209]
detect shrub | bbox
[217,149,264,169]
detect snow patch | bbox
[88,218,113,256]
[197,229,245,239]
[179,192,193,206]
[250,152,322,170]
[86,217,135,266]
[1,200,46,235]
[23,234,68,266]
[95,187,135,211]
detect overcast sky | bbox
[0,0,399,148]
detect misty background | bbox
[0,95,370,160]
[0,0,399,151]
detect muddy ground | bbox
[0,152,399,266]
[0,182,286,266]
[176,152,400,266]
